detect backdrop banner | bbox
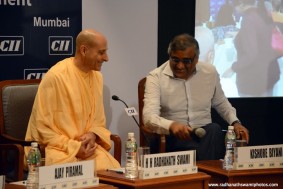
[0,0,82,80]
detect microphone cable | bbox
[112,95,151,147]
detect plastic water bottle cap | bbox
[128,132,134,138]
[31,142,38,148]
[228,126,234,130]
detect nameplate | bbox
[38,160,98,188]
[39,177,99,189]
[234,144,283,163]
[141,150,196,171]
[233,161,283,170]
[139,166,198,179]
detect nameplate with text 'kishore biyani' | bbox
[234,144,283,170]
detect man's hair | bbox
[167,33,200,56]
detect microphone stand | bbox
[112,95,151,147]
[115,98,140,128]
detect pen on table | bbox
[106,169,124,174]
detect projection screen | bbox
[195,0,283,97]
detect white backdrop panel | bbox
[82,0,158,166]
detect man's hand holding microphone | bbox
[169,122,206,141]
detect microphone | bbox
[112,95,122,103]
[190,127,206,142]
[112,95,150,146]
[193,127,206,138]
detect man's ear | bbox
[80,45,87,56]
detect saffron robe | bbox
[25,57,120,171]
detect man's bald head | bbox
[74,29,109,72]
[75,29,106,53]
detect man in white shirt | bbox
[143,33,249,160]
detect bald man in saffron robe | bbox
[25,29,120,171]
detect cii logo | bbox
[0,36,24,56]
[49,36,73,55]
[24,68,48,79]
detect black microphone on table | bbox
[111,95,150,146]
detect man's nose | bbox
[103,53,109,62]
[176,61,186,68]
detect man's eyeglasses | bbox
[170,54,196,65]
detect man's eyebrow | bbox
[98,49,107,53]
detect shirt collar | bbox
[163,61,174,77]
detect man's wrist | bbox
[231,120,241,126]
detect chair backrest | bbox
[110,134,121,164]
[0,79,41,141]
[0,79,40,182]
[138,77,166,153]
[138,77,147,143]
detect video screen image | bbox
[195,0,283,97]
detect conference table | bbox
[97,170,210,189]
[5,183,118,189]
[197,160,283,189]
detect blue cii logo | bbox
[24,68,49,79]
[0,36,24,56]
[49,36,73,55]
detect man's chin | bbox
[94,66,102,71]
[174,72,187,79]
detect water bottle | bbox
[26,142,41,189]
[125,132,138,178]
[223,126,236,170]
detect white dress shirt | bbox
[143,60,239,134]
